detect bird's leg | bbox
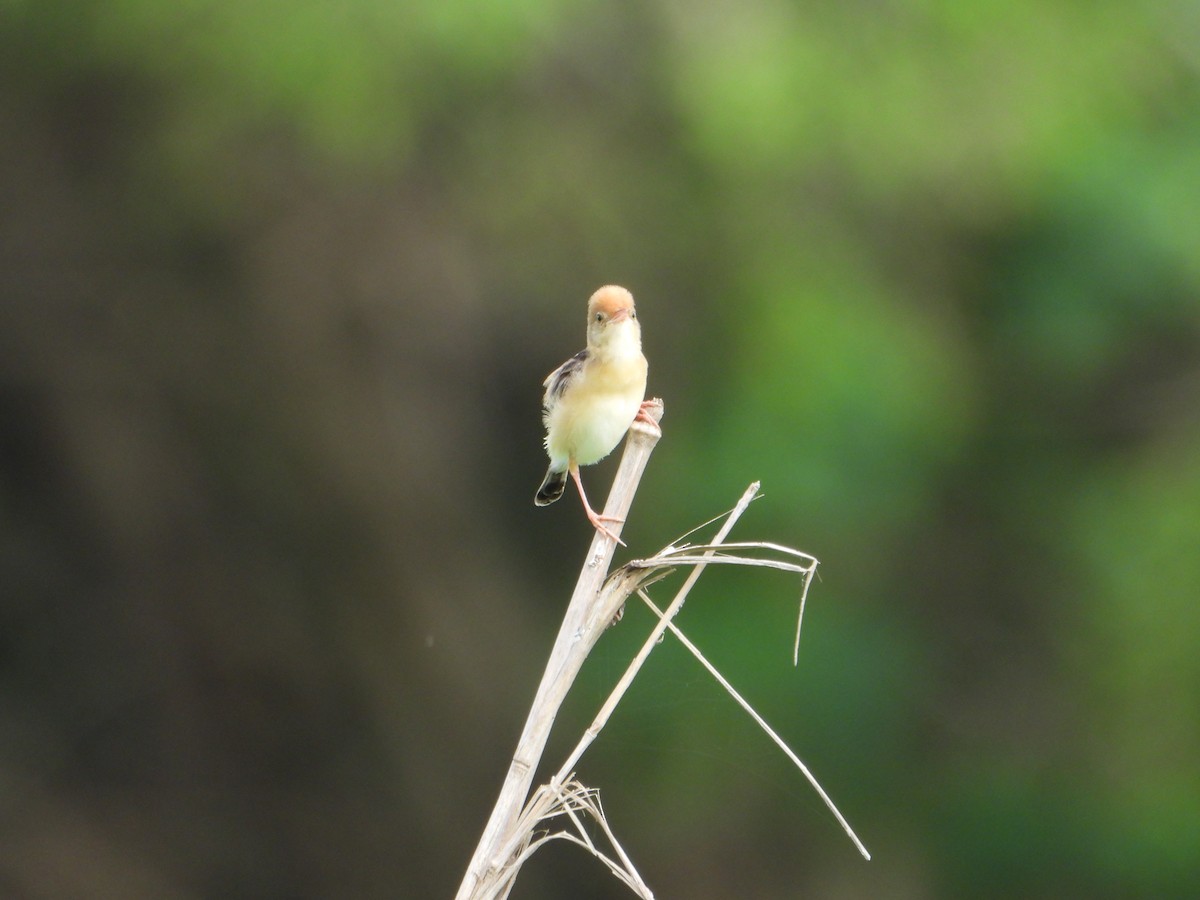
[569,464,626,546]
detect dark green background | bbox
[3,2,1198,897]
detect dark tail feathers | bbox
[535,467,568,506]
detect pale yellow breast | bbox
[544,354,647,466]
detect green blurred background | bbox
[3,1,1198,897]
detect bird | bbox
[535,285,654,543]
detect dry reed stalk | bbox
[457,398,869,899]
[455,399,665,900]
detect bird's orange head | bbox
[587,285,636,325]
[585,285,640,353]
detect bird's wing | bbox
[542,348,589,407]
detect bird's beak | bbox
[609,308,630,323]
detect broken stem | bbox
[455,399,664,900]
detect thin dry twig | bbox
[629,539,816,664]
[484,778,655,899]
[636,588,871,861]
[545,490,869,866]
[551,482,764,782]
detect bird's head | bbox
[586,285,641,351]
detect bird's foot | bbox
[587,509,626,546]
[634,400,661,433]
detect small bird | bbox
[535,285,653,543]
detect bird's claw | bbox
[633,400,661,434]
[588,511,626,546]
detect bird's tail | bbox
[535,466,568,506]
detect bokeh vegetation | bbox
[3,1,1198,897]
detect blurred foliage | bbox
[2,0,1199,897]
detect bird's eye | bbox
[630,310,637,319]
[594,312,604,323]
